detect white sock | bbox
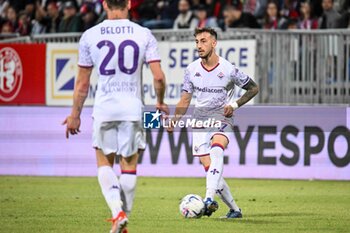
[97,166,122,218]
[216,177,240,211]
[120,171,137,215]
[205,144,224,200]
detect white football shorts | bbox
[192,124,233,157]
[92,120,146,157]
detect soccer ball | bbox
[179,194,205,218]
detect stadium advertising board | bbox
[46,43,98,106]
[0,106,348,180]
[45,40,255,106]
[0,44,46,105]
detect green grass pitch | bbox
[1,176,350,233]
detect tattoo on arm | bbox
[154,79,166,104]
[236,79,259,107]
[71,67,92,118]
[72,90,88,118]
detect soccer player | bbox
[168,27,259,218]
[63,0,168,232]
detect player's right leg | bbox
[199,155,219,217]
[93,120,128,233]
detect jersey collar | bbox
[200,61,220,72]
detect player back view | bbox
[63,1,168,232]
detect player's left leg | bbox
[205,134,227,201]
[199,155,219,216]
[217,178,242,218]
[117,121,144,216]
[119,152,139,216]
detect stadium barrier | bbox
[0,29,350,104]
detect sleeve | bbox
[230,65,251,88]
[144,30,161,64]
[181,68,193,93]
[78,32,93,68]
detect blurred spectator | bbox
[337,0,350,28]
[286,18,298,28]
[141,0,178,29]
[173,0,197,29]
[338,10,350,28]
[263,0,287,29]
[7,0,27,12]
[243,0,268,19]
[1,0,349,35]
[195,4,218,28]
[223,4,260,29]
[0,0,9,18]
[24,1,35,20]
[31,1,47,34]
[335,0,349,14]
[80,2,97,30]
[16,11,31,35]
[191,0,201,11]
[56,0,79,9]
[129,0,144,21]
[280,0,300,19]
[1,20,13,33]
[310,0,323,17]
[298,1,318,29]
[32,1,61,34]
[46,1,61,32]
[319,0,342,28]
[205,0,227,19]
[5,6,17,30]
[58,0,82,32]
[137,0,158,24]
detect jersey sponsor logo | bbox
[217,72,224,79]
[193,86,224,94]
[143,110,161,129]
[0,47,23,102]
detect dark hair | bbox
[105,0,128,10]
[194,27,217,40]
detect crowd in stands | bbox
[0,0,349,36]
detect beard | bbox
[198,49,213,59]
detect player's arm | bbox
[224,79,259,117]
[149,62,169,115]
[167,92,192,132]
[236,79,259,107]
[63,66,92,138]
